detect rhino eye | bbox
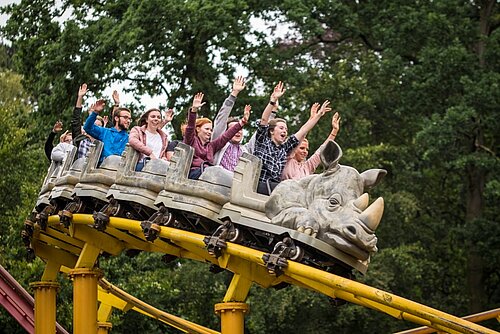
[327,194,342,209]
[329,198,339,205]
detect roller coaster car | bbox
[105,144,170,221]
[60,141,121,230]
[34,147,77,229]
[144,143,234,239]
[49,147,86,207]
[217,152,368,275]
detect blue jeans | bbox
[135,161,144,171]
[188,167,203,180]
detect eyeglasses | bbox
[119,115,132,120]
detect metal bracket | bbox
[262,237,303,277]
[35,201,57,231]
[140,206,173,242]
[93,198,120,231]
[58,197,83,228]
[21,216,35,262]
[203,220,239,258]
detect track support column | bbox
[215,302,249,334]
[69,268,101,334]
[30,281,59,334]
[97,322,113,334]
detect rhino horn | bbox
[353,193,369,211]
[360,197,384,231]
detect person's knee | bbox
[135,161,144,171]
[188,168,202,180]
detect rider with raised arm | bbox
[72,83,105,159]
[129,108,173,171]
[282,106,340,180]
[184,92,250,180]
[212,76,254,171]
[83,98,131,163]
[254,81,332,195]
[44,120,63,163]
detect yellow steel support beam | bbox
[97,303,114,323]
[38,232,82,255]
[284,262,498,334]
[98,278,220,334]
[71,224,124,256]
[395,308,500,334]
[97,322,112,334]
[70,268,100,334]
[214,302,249,334]
[43,226,85,249]
[32,241,78,269]
[75,243,100,268]
[56,214,497,334]
[104,226,152,251]
[31,281,59,334]
[41,261,61,281]
[223,273,253,302]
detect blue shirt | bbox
[83,112,129,161]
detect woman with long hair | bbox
[129,108,173,171]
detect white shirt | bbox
[145,130,162,158]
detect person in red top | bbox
[129,108,173,171]
[184,92,250,180]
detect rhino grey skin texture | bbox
[265,141,387,261]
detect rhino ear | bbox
[320,140,343,169]
[360,169,387,191]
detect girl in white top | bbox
[129,108,173,171]
[51,130,74,163]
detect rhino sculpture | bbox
[265,141,386,261]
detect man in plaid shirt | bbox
[254,81,332,195]
[72,83,106,159]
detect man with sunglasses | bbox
[83,99,131,162]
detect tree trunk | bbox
[465,162,487,313]
[465,0,495,313]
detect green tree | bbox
[255,0,499,317]
[0,69,75,332]
[1,0,499,333]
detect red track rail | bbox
[0,265,68,334]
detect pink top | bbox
[129,125,168,160]
[184,109,243,168]
[281,148,322,180]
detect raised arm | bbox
[83,99,106,140]
[75,83,87,108]
[112,89,120,112]
[260,81,285,126]
[183,93,206,145]
[324,111,340,144]
[301,112,341,174]
[160,108,174,129]
[212,76,246,140]
[45,121,62,162]
[72,83,87,140]
[244,101,278,153]
[211,104,251,153]
[294,100,332,142]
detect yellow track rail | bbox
[32,214,497,334]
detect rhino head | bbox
[265,141,386,261]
